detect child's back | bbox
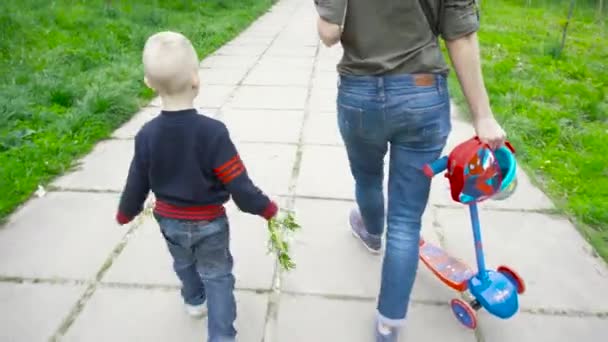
[119,110,276,221]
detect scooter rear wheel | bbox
[450,298,477,329]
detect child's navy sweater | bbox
[116,109,276,223]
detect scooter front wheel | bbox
[497,265,526,294]
[450,298,477,329]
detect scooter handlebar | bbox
[423,156,448,178]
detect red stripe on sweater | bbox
[154,200,225,221]
[222,164,245,184]
[214,155,240,174]
[156,201,222,213]
[217,161,243,181]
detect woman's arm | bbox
[446,32,506,150]
[313,0,346,47]
[440,0,506,149]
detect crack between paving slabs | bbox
[49,203,152,341]
[45,187,121,194]
[0,276,88,287]
[98,281,271,295]
[280,289,449,307]
[261,10,320,342]
[431,203,559,215]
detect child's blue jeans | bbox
[154,213,236,342]
[337,73,451,326]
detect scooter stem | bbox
[468,203,488,279]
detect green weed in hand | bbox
[267,212,301,272]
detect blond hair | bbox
[142,31,199,95]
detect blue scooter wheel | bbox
[450,298,478,329]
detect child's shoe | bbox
[185,303,207,318]
[349,208,382,254]
[375,320,400,342]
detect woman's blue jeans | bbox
[337,73,451,326]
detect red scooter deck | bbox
[419,239,475,292]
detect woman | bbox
[314,1,506,341]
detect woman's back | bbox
[338,0,446,76]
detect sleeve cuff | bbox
[441,4,480,40]
[116,211,133,225]
[314,0,347,25]
[261,201,278,220]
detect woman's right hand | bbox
[317,16,341,47]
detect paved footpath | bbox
[2,1,608,341]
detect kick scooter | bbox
[419,137,525,329]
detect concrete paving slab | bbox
[276,295,476,342]
[477,312,608,341]
[193,85,234,108]
[273,36,319,47]
[226,35,274,47]
[228,86,308,110]
[200,55,259,69]
[221,109,304,144]
[149,85,234,108]
[281,32,317,43]
[295,145,353,199]
[317,59,339,72]
[198,67,249,86]
[53,139,132,191]
[309,85,337,112]
[213,43,268,57]
[236,142,297,196]
[265,45,317,58]
[242,66,312,86]
[101,217,179,287]
[273,28,319,46]
[0,282,85,342]
[436,208,608,312]
[256,56,315,70]
[318,45,343,62]
[281,199,381,297]
[63,288,268,342]
[282,199,455,302]
[0,192,125,279]
[112,107,219,139]
[238,27,280,39]
[226,202,278,290]
[312,70,339,89]
[302,111,343,146]
[103,203,277,290]
[316,45,343,72]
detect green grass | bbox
[0,0,274,221]
[446,0,608,260]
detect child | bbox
[115,31,278,342]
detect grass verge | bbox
[446,0,607,260]
[0,0,275,221]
